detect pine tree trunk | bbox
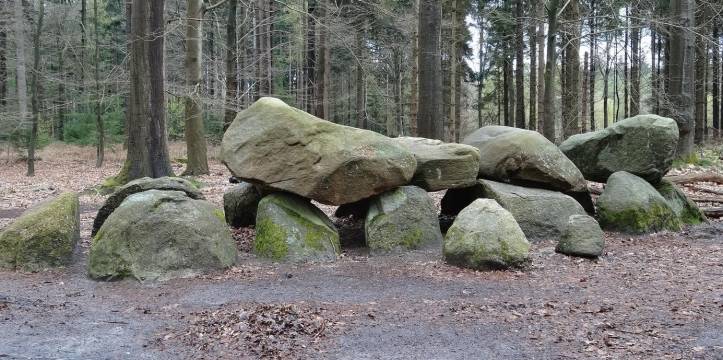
[80,0,86,99]
[27,0,44,177]
[588,0,596,131]
[410,0,419,135]
[562,0,580,139]
[0,26,6,109]
[630,5,640,115]
[223,0,238,130]
[542,0,559,142]
[713,22,720,136]
[477,6,484,129]
[528,1,537,131]
[514,0,525,128]
[536,0,545,132]
[582,52,589,132]
[13,0,28,152]
[355,18,365,129]
[182,0,209,175]
[315,0,329,119]
[448,0,458,141]
[418,0,443,139]
[693,8,706,144]
[55,29,65,140]
[668,0,696,156]
[94,0,104,168]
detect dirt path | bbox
[1,220,721,359]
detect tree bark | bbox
[94,0,104,168]
[528,0,537,131]
[562,0,580,139]
[536,0,545,132]
[418,0,443,139]
[410,0,419,135]
[315,0,330,119]
[118,0,174,183]
[668,0,696,156]
[713,21,720,136]
[588,0,595,131]
[542,0,559,142]
[182,0,209,175]
[514,0,525,129]
[355,17,365,129]
[13,0,28,151]
[582,52,589,132]
[223,0,238,130]
[694,12,706,145]
[630,4,640,115]
[0,26,6,109]
[449,0,458,141]
[27,0,44,176]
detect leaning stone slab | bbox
[223,182,263,227]
[254,193,340,262]
[91,176,204,236]
[365,186,442,253]
[0,192,80,271]
[655,179,706,226]
[88,190,237,281]
[444,199,529,270]
[442,179,586,241]
[559,114,679,183]
[221,97,417,205]
[597,171,681,233]
[462,126,587,193]
[556,215,605,258]
[393,137,480,191]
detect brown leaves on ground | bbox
[160,303,334,359]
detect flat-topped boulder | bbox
[559,114,679,183]
[462,126,587,193]
[442,179,586,241]
[0,192,80,271]
[92,176,204,236]
[221,98,417,205]
[254,193,340,262]
[393,137,480,191]
[365,186,442,253]
[597,171,681,233]
[88,190,237,281]
[444,199,529,270]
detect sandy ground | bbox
[0,144,721,359]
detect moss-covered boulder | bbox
[559,115,679,183]
[462,126,587,193]
[444,199,529,270]
[442,180,586,241]
[221,97,417,205]
[597,171,681,233]
[655,179,706,225]
[0,192,80,271]
[364,186,442,253]
[91,176,204,236]
[393,137,480,191]
[556,215,605,258]
[254,193,340,262]
[223,182,262,227]
[88,190,236,281]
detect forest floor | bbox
[0,143,722,359]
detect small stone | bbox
[556,215,604,258]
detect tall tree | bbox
[223,0,238,130]
[629,4,640,115]
[94,0,104,167]
[0,21,6,109]
[528,0,537,130]
[182,0,209,175]
[315,0,330,119]
[410,0,419,135]
[117,0,174,182]
[542,0,559,142]
[693,9,706,145]
[562,0,580,138]
[418,0,443,139]
[588,0,596,131]
[514,0,525,129]
[713,21,720,137]
[536,0,545,131]
[13,0,28,169]
[27,0,44,176]
[582,52,589,132]
[449,0,459,140]
[667,0,696,156]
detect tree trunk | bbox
[223,0,238,130]
[0,26,6,109]
[13,0,28,152]
[80,0,86,99]
[588,0,595,131]
[118,0,174,183]
[603,32,610,128]
[713,21,720,136]
[94,0,104,168]
[528,0,537,131]
[542,0,559,142]
[630,4,640,115]
[410,0,419,135]
[355,18,365,129]
[315,0,330,119]
[514,0,525,129]
[694,11,706,145]
[668,0,696,156]
[503,56,510,127]
[536,0,545,132]
[55,27,66,141]
[582,52,589,132]
[182,0,209,175]
[305,0,316,112]
[418,0,443,139]
[562,0,580,139]
[477,4,484,129]
[27,0,44,176]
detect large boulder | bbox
[92,176,204,236]
[223,182,262,227]
[393,137,480,191]
[365,186,442,253]
[559,115,679,183]
[88,190,237,281]
[442,180,586,241]
[443,199,529,270]
[254,193,340,262]
[221,97,417,205]
[0,193,80,271]
[597,171,681,233]
[462,126,587,193]
[655,179,706,225]
[556,215,605,258]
